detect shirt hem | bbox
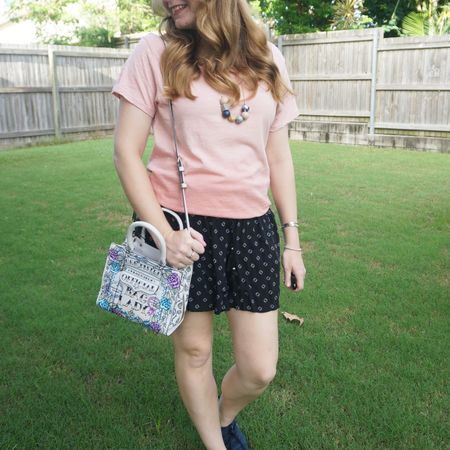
[159,198,272,220]
[112,87,155,118]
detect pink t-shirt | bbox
[112,33,298,219]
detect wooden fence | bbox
[1,29,449,151]
[0,43,130,149]
[281,29,450,152]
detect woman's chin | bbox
[174,20,196,30]
[173,11,196,30]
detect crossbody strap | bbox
[163,35,190,231]
[168,99,190,231]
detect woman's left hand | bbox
[282,249,306,292]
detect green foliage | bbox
[7,0,159,46]
[258,0,335,34]
[116,0,159,35]
[402,11,428,34]
[363,0,449,36]
[402,0,450,35]
[8,0,77,43]
[364,0,417,29]
[256,0,442,36]
[331,0,374,30]
[75,26,116,48]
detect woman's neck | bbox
[196,38,208,60]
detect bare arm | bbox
[114,99,170,235]
[113,98,205,267]
[266,126,306,291]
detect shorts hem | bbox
[186,305,280,315]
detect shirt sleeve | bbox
[269,44,299,133]
[112,35,158,118]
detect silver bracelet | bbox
[282,221,299,229]
[284,245,302,253]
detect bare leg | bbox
[219,309,279,427]
[171,311,226,450]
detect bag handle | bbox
[127,221,167,264]
[131,209,185,265]
[162,206,184,230]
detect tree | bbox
[8,0,76,44]
[7,0,159,47]
[363,0,449,36]
[258,0,334,34]
[364,0,417,27]
[256,0,422,36]
[115,0,159,36]
[402,0,450,35]
[331,0,374,30]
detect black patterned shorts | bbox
[133,208,280,315]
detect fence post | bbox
[369,29,379,136]
[277,35,283,54]
[48,47,61,139]
[277,35,292,138]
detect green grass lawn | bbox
[0,138,449,450]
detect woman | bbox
[112,1,306,449]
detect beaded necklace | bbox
[197,58,250,125]
[220,94,250,125]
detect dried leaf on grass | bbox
[281,311,304,325]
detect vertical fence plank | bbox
[277,35,283,54]
[369,29,380,136]
[48,47,61,139]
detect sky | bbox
[0,0,39,44]
[0,0,119,44]
[0,0,10,20]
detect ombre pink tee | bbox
[112,33,298,219]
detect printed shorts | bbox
[133,208,280,315]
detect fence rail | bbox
[1,30,449,151]
[280,29,450,152]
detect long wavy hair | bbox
[151,0,291,105]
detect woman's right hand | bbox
[164,228,206,269]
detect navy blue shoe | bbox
[221,419,249,450]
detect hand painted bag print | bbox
[96,209,192,336]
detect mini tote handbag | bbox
[96,100,193,335]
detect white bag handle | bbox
[127,209,186,266]
[162,207,184,230]
[126,221,167,264]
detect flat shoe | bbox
[221,419,249,450]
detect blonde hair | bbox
[151,0,290,105]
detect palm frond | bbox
[402,11,427,36]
